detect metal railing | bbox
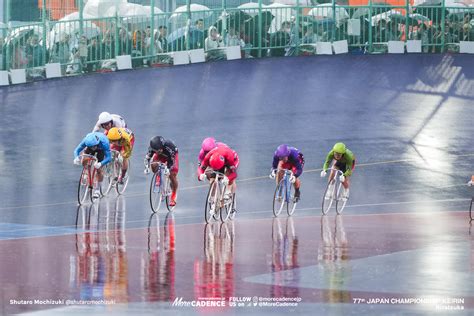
[1,0,473,82]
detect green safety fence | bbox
[1,1,473,81]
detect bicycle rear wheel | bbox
[116,161,130,195]
[322,179,336,215]
[229,194,236,220]
[150,172,162,213]
[77,167,89,205]
[287,184,297,216]
[335,183,348,214]
[102,163,115,196]
[205,181,219,223]
[273,180,286,217]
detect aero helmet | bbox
[275,144,291,159]
[209,153,225,170]
[333,142,346,154]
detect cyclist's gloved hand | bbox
[320,170,327,178]
[164,168,170,176]
[94,162,102,169]
[144,167,150,175]
[198,173,207,182]
[289,175,296,184]
[73,157,81,165]
[339,175,345,183]
[468,180,473,187]
[222,176,229,185]
[269,169,276,179]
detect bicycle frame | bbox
[322,167,347,215]
[147,160,172,213]
[205,171,233,223]
[77,154,99,205]
[273,169,297,217]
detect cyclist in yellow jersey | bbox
[107,127,135,183]
[321,142,355,200]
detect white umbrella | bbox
[271,0,312,5]
[51,19,100,40]
[84,0,126,18]
[265,3,296,33]
[169,4,213,26]
[370,9,401,26]
[60,11,97,21]
[308,4,349,27]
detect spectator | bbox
[117,28,132,56]
[302,26,316,44]
[51,33,71,74]
[386,22,400,41]
[26,34,45,67]
[156,26,168,53]
[132,30,145,67]
[101,30,115,59]
[205,26,225,61]
[269,21,290,57]
[189,19,205,49]
[205,26,223,51]
[286,16,300,56]
[87,37,101,72]
[224,25,244,48]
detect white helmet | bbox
[98,112,113,125]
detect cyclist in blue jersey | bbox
[73,132,112,198]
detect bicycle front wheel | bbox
[287,184,297,216]
[273,180,286,217]
[322,179,336,215]
[335,183,347,214]
[77,167,89,205]
[220,189,233,222]
[205,181,219,223]
[150,172,162,213]
[90,169,102,203]
[116,161,130,195]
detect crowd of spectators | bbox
[1,8,472,77]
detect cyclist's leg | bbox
[169,154,179,205]
[93,150,105,197]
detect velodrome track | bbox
[0,54,473,315]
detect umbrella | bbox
[308,4,349,27]
[409,13,431,22]
[265,3,296,33]
[105,3,149,18]
[215,10,252,33]
[237,2,261,17]
[169,4,213,26]
[84,0,126,18]
[413,3,448,22]
[51,20,101,41]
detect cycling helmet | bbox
[107,127,122,141]
[209,153,225,170]
[84,133,100,147]
[333,142,346,154]
[98,112,113,125]
[202,137,217,152]
[275,144,291,159]
[150,136,165,151]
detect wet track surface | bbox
[0,54,473,315]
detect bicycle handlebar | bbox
[144,159,169,174]
[79,154,98,164]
